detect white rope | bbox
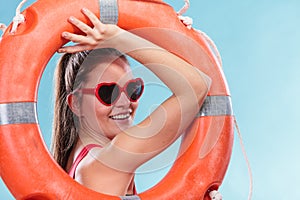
[177,0,190,16]
[234,116,253,200]
[176,3,251,199]
[10,0,27,33]
[209,190,223,200]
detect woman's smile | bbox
[109,109,132,120]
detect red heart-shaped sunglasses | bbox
[73,78,144,106]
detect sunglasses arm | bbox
[76,88,95,95]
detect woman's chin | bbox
[108,116,133,134]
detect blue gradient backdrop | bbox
[1,0,300,199]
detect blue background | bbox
[1,0,300,199]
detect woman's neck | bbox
[78,118,111,147]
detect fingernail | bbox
[62,32,68,37]
[82,8,88,13]
[69,16,75,22]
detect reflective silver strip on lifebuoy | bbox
[99,0,118,24]
[198,96,233,117]
[0,102,38,125]
[119,196,141,200]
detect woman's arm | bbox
[60,8,211,190]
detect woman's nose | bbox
[115,92,130,107]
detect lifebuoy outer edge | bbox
[0,0,234,199]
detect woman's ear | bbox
[67,93,81,116]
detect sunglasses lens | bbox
[95,79,143,106]
[126,79,143,101]
[98,84,120,105]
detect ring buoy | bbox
[0,0,234,199]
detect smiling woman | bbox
[52,48,146,195]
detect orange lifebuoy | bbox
[0,0,233,199]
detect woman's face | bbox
[78,57,139,140]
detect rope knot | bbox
[209,190,223,200]
[10,0,28,33]
[11,13,25,33]
[178,15,193,29]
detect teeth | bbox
[110,113,131,120]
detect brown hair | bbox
[51,48,128,171]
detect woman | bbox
[51,8,211,196]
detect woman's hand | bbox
[58,8,123,53]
